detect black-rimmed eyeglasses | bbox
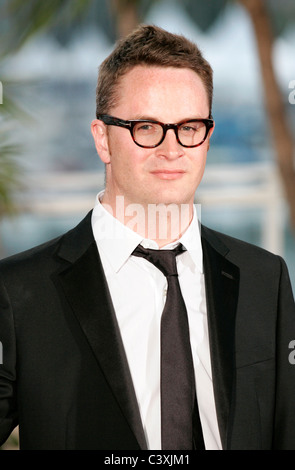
[97,114,214,148]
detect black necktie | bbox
[132,243,205,450]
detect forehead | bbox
[112,65,209,119]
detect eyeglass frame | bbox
[97,114,214,148]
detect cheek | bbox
[189,151,207,186]
[108,137,145,180]
[192,149,207,171]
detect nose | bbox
[157,128,184,159]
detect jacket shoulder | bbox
[201,224,283,269]
[0,233,63,275]
[0,211,93,276]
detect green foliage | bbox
[0,78,31,217]
[0,137,23,216]
[0,0,94,56]
[0,145,16,215]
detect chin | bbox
[147,193,192,207]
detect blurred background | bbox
[0,0,295,448]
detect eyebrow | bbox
[131,115,159,121]
[129,114,207,122]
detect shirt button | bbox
[163,288,167,297]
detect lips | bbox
[151,169,185,180]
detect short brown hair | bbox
[96,24,213,117]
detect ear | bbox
[91,119,111,164]
[207,121,215,150]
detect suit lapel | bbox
[54,212,147,450]
[201,226,240,450]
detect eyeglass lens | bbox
[132,121,207,147]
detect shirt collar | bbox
[91,191,203,273]
[178,204,203,273]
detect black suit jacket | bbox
[0,211,295,450]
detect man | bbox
[0,24,295,451]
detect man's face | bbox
[92,65,214,210]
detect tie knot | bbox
[132,244,185,278]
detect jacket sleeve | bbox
[0,272,18,446]
[273,256,295,449]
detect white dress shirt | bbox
[91,191,222,450]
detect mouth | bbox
[150,169,185,180]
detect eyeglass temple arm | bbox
[98,115,132,129]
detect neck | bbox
[101,194,194,248]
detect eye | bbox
[137,124,153,131]
[180,125,195,133]
[179,122,204,133]
[134,122,161,134]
